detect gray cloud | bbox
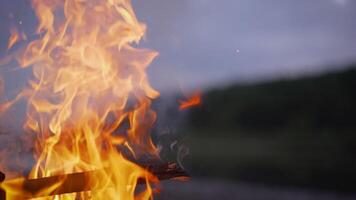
[1,0,356,91]
[135,0,356,90]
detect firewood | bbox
[0,162,189,200]
[0,171,4,200]
[0,172,4,182]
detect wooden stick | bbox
[0,171,4,200]
[0,162,189,200]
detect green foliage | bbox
[181,67,356,192]
[187,67,356,133]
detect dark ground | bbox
[168,67,356,194]
[156,179,356,200]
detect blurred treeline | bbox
[178,67,356,192]
[187,68,356,133]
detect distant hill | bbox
[181,67,356,192]
[187,67,356,134]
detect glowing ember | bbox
[179,92,202,110]
[7,27,20,49]
[0,0,162,199]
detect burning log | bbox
[0,0,190,199]
[0,172,4,200]
[0,162,188,200]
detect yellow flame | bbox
[1,0,160,199]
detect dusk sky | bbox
[1,0,356,91]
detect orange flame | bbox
[7,27,20,49]
[179,92,202,110]
[1,0,161,199]
[7,26,27,50]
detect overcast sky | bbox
[1,0,356,91]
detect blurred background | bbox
[1,0,356,199]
